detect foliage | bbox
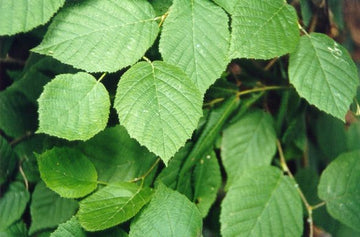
[0,0,360,236]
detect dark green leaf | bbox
[0,137,17,185]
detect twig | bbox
[264,57,278,71]
[19,164,29,190]
[236,85,288,97]
[312,201,326,210]
[131,158,161,183]
[0,56,25,66]
[9,131,34,147]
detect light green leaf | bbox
[150,0,173,15]
[37,72,110,141]
[0,137,17,185]
[318,150,360,231]
[289,33,359,121]
[77,126,157,184]
[51,217,86,237]
[114,61,203,164]
[193,151,221,217]
[212,0,236,13]
[37,147,98,198]
[32,0,159,72]
[129,183,202,237]
[220,166,303,237]
[77,182,153,231]
[230,0,299,59]
[221,110,277,187]
[29,182,78,235]
[0,0,65,35]
[0,182,30,230]
[160,0,230,93]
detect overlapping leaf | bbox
[51,217,86,237]
[114,61,203,164]
[289,33,359,121]
[160,0,230,93]
[37,72,110,141]
[77,182,153,231]
[221,110,277,187]
[220,166,303,237]
[230,0,299,59]
[0,0,65,35]
[0,137,17,185]
[32,0,159,72]
[37,147,98,198]
[129,183,202,237]
[318,150,360,231]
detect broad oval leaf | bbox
[289,33,359,121]
[129,183,202,237]
[37,147,98,198]
[0,182,30,230]
[230,0,299,59]
[114,61,203,164]
[160,0,230,93]
[77,182,153,231]
[51,217,86,237]
[37,72,110,141]
[221,110,277,187]
[318,150,360,231]
[0,0,65,36]
[29,182,78,235]
[32,0,159,72]
[220,166,303,237]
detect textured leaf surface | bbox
[0,137,17,185]
[38,72,110,141]
[0,0,65,35]
[220,166,303,237]
[193,151,221,217]
[0,182,30,230]
[160,0,230,93]
[37,147,98,198]
[289,33,359,121]
[0,221,27,237]
[29,182,78,235]
[77,126,157,184]
[318,150,360,231]
[230,0,299,59]
[51,217,86,237]
[213,0,236,13]
[77,182,153,231]
[114,61,203,164]
[32,0,159,72]
[129,183,202,237]
[221,110,277,187]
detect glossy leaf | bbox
[289,33,359,121]
[37,147,98,198]
[0,182,30,230]
[77,182,153,231]
[230,0,299,59]
[220,166,303,237]
[318,150,360,231]
[29,182,78,235]
[114,61,203,164]
[51,217,86,237]
[160,0,230,93]
[221,110,277,187]
[32,0,159,72]
[37,72,110,141]
[0,0,65,35]
[129,183,202,237]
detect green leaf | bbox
[77,126,157,184]
[150,0,173,15]
[230,0,299,60]
[29,182,78,235]
[346,121,360,151]
[318,150,360,231]
[212,0,236,13]
[289,33,359,121]
[37,147,98,198]
[50,217,86,237]
[129,183,202,237]
[37,72,110,141]
[221,110,277,187]
[77,182,153,231]
[0,137,17,185]
[0,221,27,237]
[32,0,159,72]
[114,61,203,164]
[0,0,65,36]
[159,0,230,93]
[0,182,30,230]
[220,166,303,237]
[193,151,221,217]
